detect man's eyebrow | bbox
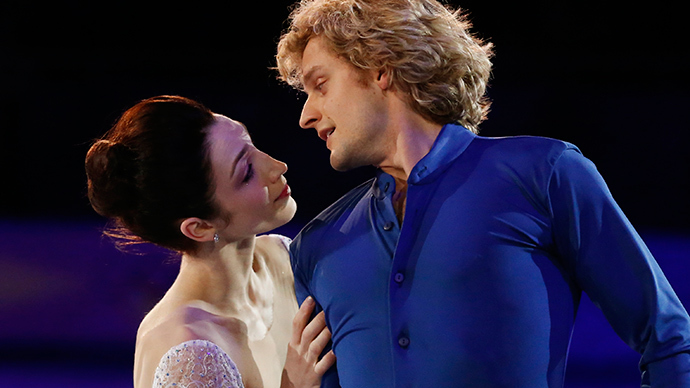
[302,66,323,89]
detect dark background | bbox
[0,1,688,387]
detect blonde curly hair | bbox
[276,0,494,133]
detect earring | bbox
[213,233,219,243]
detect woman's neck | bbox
[173,235,275,340]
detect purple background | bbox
[1,1,688,386]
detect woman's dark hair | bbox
[85,95,219,253]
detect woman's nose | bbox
[268,156,288,182]
[275,159,288,175]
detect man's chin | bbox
[330,163,350,172]
[330,155,361,172]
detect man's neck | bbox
[376,93,443,178]
[377,111,443,223]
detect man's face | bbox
[298,36,392,171]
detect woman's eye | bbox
[242,163,254,184]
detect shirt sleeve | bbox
[289,232,342,388]
[547,148,690,386]
[288,234,311,307]
[152,339,244,388]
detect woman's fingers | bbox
[306,317,331,362]
[291,297,335,365]
[291,296,316,345]
[300,311,326,350]
[315,350,336,376]
[282,297,336,387]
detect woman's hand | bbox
[281,297,336,388]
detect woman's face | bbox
[206,114,296,240]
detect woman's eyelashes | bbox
[242,161,254,184]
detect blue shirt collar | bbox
[374,123,475,196]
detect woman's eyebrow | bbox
[231,144,250,178]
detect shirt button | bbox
[398,337,410,348]
[383,222,394,231]
[394,272,404,283]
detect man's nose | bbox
[299,94,320,129]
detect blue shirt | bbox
[290,124,690,387]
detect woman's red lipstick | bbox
[276,184,291,201]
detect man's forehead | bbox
[300,37,334,76]
[302,65,324,85]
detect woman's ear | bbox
[180,217,215,242]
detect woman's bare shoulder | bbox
[134,302,249,388]
[257,234,292,252]
[139,301,248,345]
[255,234,293,277]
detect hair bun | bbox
[85,139,140,218]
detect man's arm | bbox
[548,148,690,386]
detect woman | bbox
[85,95,335,388]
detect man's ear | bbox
[375,68,392,90]
[180,217,215,242]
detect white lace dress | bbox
[153,339,244,388]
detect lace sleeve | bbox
[153,339,244,388]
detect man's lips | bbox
[317,128,335,142]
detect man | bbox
[276,0,690,386]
